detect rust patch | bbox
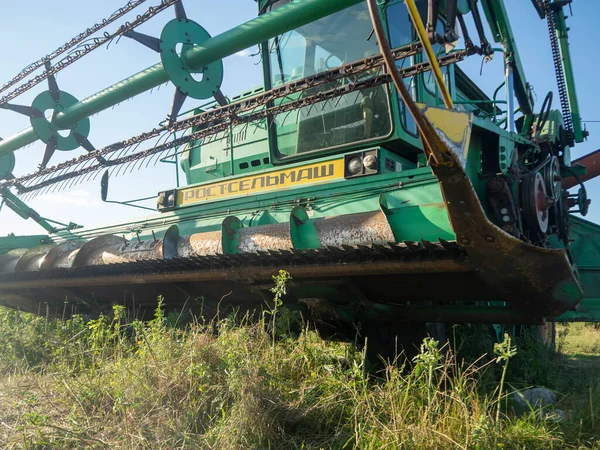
[237,223,293,252]
[313,210,395,247]
[180,231,223,256]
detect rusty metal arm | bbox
[366,0,440,161]
[562,149,600,190]
[404,0,454,109]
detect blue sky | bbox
[0,0,598,236]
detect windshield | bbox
[266,3,392,159]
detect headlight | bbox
[347,156,363,175]
[363,154,377,170]
[344,150,380,179]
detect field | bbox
[0,295,598,449]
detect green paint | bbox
[0,153,15,180]
[159,19,223,100]
[554,216,600,322]
[30,90,90,150]
[0,235,49,255]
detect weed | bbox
[494,332,518,422]
[0,297,598,448]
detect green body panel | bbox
[54,160,453,247]
[0,235,49,254]
[554,216,600,322]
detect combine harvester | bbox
[0,0,598,349]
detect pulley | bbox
[567,187,590,217]
[521,172,550,235]
[543,155,561,199]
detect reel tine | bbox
[66,163,89,189]
[50,178,67,195]
[149,134,173,168]
[82,162,103,184]
[123,158,139,175]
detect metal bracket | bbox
[498,135,515,174]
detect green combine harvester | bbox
[0,0,598,349]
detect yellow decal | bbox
[177,159,345,206]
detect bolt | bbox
[502,215,511,223]
[485,236,495,243]
[500,207,508,214]
[545,197,557,208]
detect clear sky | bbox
[0,0,598,236]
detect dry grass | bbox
[0,303,598,449]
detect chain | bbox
[544,0,573,145]
[0,0,180,107]
[0,0,147,96]
[3,47,467,196]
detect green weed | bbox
[0,301,598,448]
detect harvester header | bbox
[0,0,599,344]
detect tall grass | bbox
[0,301,598,449]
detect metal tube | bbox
[562,148,600,190]
[0,0,363,157]
[505,63,515,133]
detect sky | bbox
[0,0,599,236]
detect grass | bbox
[558,322,600,356]
[0,297,598,448]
